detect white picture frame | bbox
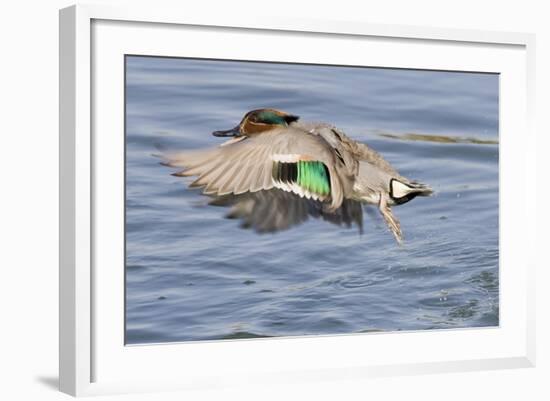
[59,4,536,397]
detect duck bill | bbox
[212,125,241,137]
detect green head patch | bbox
[248,109,299,126]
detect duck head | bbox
[213,109,300,137]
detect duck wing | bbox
[160,128,351,209]
[208,188,364,234]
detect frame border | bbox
[59,4,536,396]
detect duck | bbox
[160,108,433,243]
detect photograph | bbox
[124,55,499,344]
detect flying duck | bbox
[160,108,433,243]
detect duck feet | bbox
[379,193,403,244]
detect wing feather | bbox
[208,189,364,233]
[161,128,349,208]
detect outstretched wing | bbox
[209,188,364,234]
[160,128,348,209]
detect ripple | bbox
[219,331,272,340]
[126,264,148,271]
[378,132,498,145]
[448,299,480,319]
[356,328,385,333]
[318,273,389,290]
[466,270,499,292]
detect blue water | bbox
[125,56,499,344]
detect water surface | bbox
[125,56,499,344]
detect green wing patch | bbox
[272,160,331,197]
[297,161,330,196]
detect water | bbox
[125,56,499,344]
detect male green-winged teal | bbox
[161,108,433,243]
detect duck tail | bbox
[390,179,433,205]
[407,181,433,197]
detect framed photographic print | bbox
[59,4,536,397]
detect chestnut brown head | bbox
[212,109,300,137]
